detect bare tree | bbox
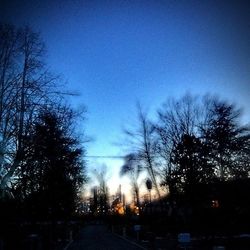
[0,24,60,194]
[124,104,161,199]
[155,94,203,194]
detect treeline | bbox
[158,95,249,195]
[122,94,250,212]
[0,23,87,222]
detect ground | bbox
[66,224,144,250]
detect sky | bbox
[1,0,250,199]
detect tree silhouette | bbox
[156,94,201,195]
[124,104,161,199]
[171,134,214,196]
[0,24,61,196]
[15,108,87,219]
[201,100,250,180]
[156,94,250,197]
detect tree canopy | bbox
[15,108,87,219]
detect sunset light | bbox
[1,0,250,249]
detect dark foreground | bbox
[67,224,143,250]
[65,223,250,250]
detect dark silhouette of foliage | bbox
[201,100,250,180]
[156,95,250,199]
[171,134,215,196]
[156,94,203,196]
[15,108,87,219]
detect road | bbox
[66,224,144,250]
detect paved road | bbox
[66,224,144,250]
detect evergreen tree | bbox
[15,109,87,219]
[171,134,215,195]
[202,101,250,180]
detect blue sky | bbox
[1,0,250,196]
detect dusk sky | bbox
[1,0,250,196]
